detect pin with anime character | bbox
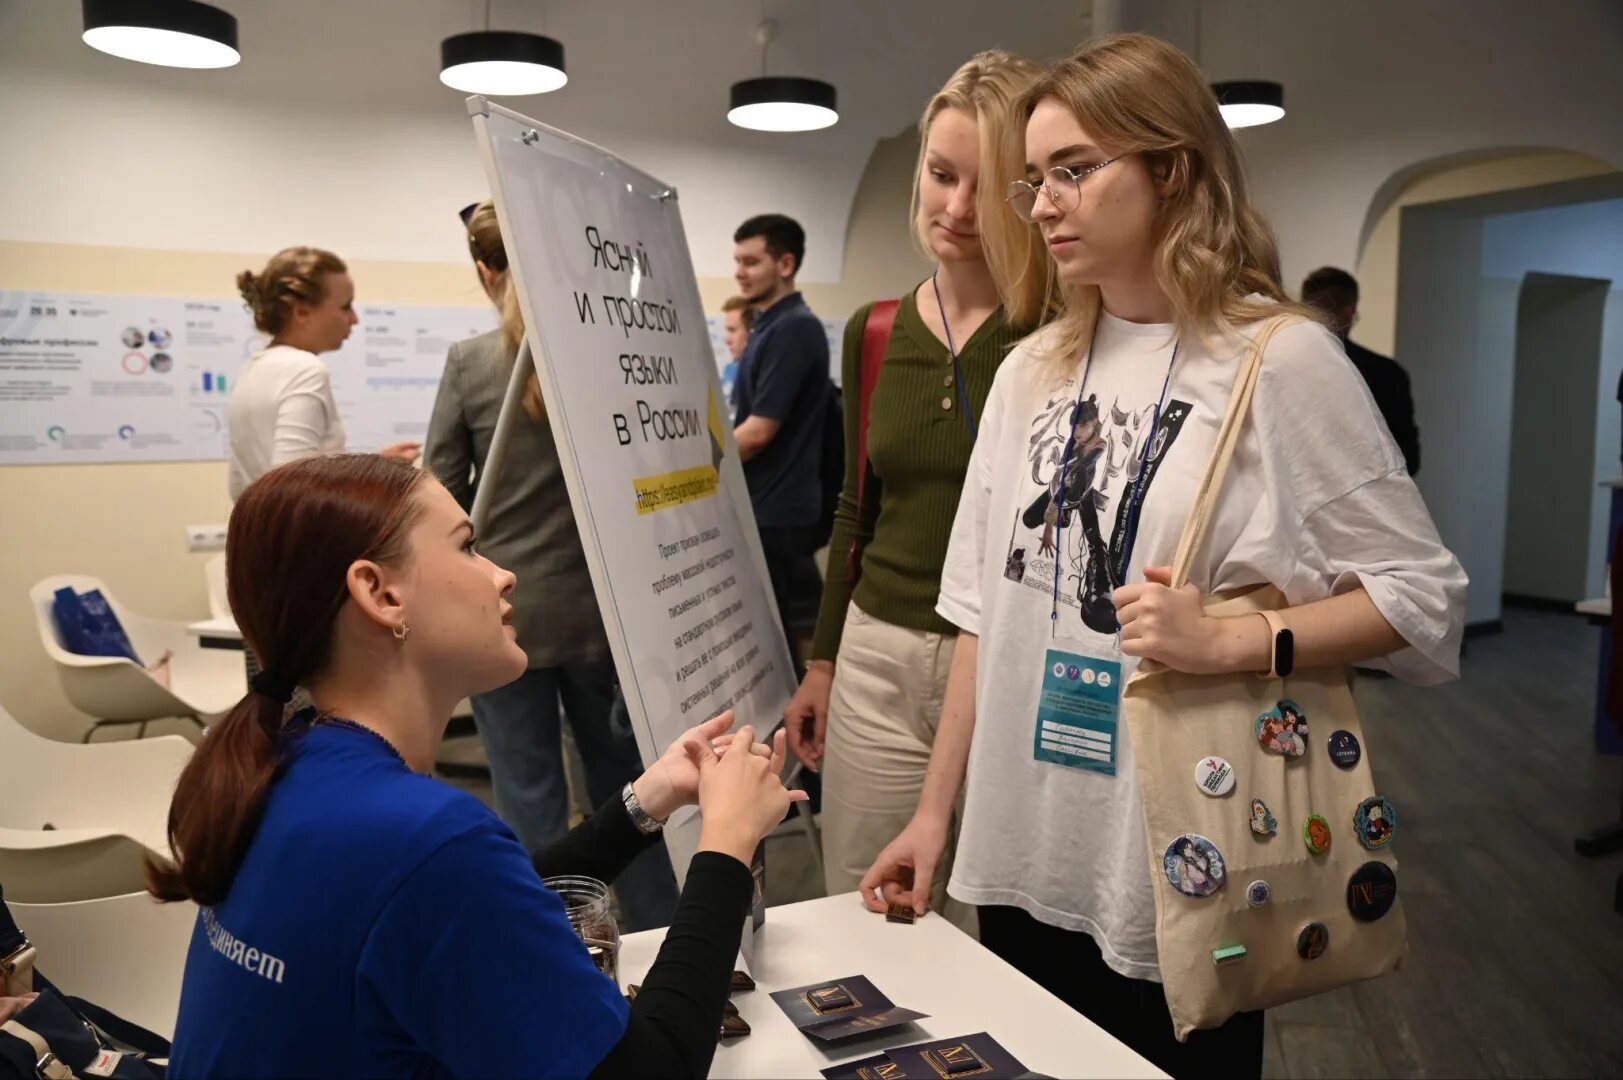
[1255,700,1308,758]
[1163,834,1226,898]
[1249,797,1277,837]
[1353,795,1396,850]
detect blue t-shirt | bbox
[169,723,629,1079]
[733,292,831,529]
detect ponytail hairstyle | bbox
[1020,33,1321,370]
[146,454,427,907]
[465,201,543,421]
[913,49,1055,330]
[236,246,347,337]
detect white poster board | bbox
[0,289,493,465]
[471,100,797,883]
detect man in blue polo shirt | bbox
[731,213,831,664]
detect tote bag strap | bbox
[1169,315,1296,589]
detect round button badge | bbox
[1296,921,1329,960]
[1163,834,1226,898]
[1246,880,1272,907]
[1303,813,1332,855]
[1193,756,1236,797]
[1347,861,1398,922]
[1353,795,1397,850]
[1328,729,1362,769]
[1255,699,1308,758]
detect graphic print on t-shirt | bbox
[1001,387,1193,634]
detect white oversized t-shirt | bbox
[228,345,346,500]
[936,308,1466,981]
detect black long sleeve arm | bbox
[532,790,662,884]
[588,852,752,1079]
[535,796,755,1079]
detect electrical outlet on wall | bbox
[186,524,228,552]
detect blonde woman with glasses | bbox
[779,50,1051,923]
[861,34,1464,1077]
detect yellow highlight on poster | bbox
[633,463,720,515]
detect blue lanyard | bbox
[1049,322,1179,633]
[930,269,977,440]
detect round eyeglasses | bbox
[1005,158,1120,223]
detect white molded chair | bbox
[8,891,195,1040]
[0,826,152,904]
[29,574,246,741]
[0,703,191,854]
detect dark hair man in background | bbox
[1302,266,1421,476]
[731,213,832,664]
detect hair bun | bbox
[236,270,262,312]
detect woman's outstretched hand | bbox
[687,724,807,865]
[631,710,770,822]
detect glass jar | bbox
[543,875,621,984]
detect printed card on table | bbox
[821,1032,1039,1080]
[770,975,929,1043]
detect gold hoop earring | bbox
[393,623,411,643]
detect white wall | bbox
[5,2,1622,289]
[0,0,1088,282]
[1397,206,1500,625]
[1503,274,1609,603]
[1398,185,1623,624]
[1355,151,1616,359]
[1483,199,1623,600]
[1094,0,1623,289]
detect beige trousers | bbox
[820,604,975,934]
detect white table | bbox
[185,615,244,649]
[618,894,1166,1079]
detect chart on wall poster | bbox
[0,288,493,465]
[0,290,251,463]
[473,101,798,876]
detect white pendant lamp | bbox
[81,0,240,70]
[1212,80,1286,129]
[727,18,838,132]
[440,1,566,97]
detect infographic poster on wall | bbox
[0,289,493,465]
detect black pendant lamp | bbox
[727,19,838,132]
[440,1,566,97]
[1212,79,1285,129]
[81,0,240,69]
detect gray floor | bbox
[445,608,1623,1078]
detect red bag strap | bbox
[855,299,900,514]
[847,299,900,585]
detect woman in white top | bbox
[229,246,418,499]
[860,33,1466,1079]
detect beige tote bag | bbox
[1121,315,1406,1040]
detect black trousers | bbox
[757,525,820,670]
[978,905,1264,1080]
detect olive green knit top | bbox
[811,288,1030,661]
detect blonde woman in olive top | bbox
[781,50,1052,916]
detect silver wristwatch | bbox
[621,782,665,835]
